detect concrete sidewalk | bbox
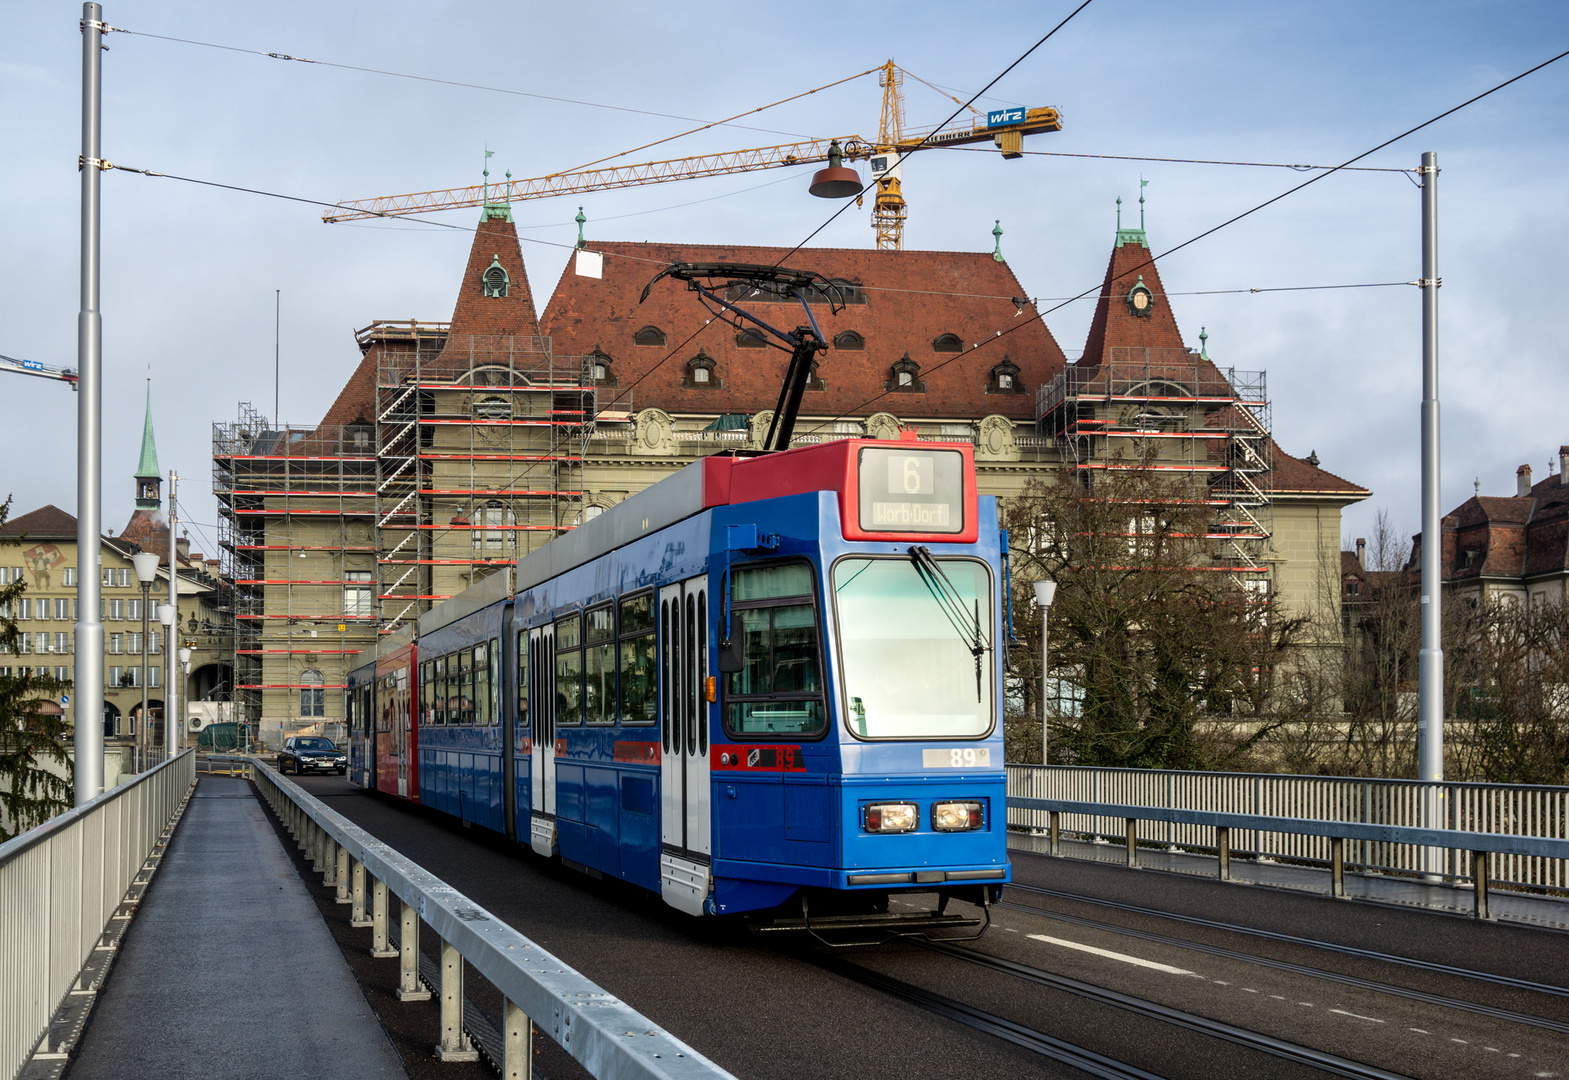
[1009,832,1569,930]
[69,777,406,1080]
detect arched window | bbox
[833,330,865,350]
[886,352,924,393]
[932,333,963,353]
[300,669,325,718]
[683,349,720,389]
[482,256,509,298]
[474,499,513,553]
[734,329,767,349]
[585,347,616,385]
[634,326,667,347]
[988,356,1023,394]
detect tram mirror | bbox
[717,606,744,673]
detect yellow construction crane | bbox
[324,61,1061,250]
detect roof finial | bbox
[575,206,587,250]
[1116,195,1122,231]
[1475,477,1481,496]
[1198,326,1209,359]
[991,219,1004,263]
[1139,177,1148,230]
[480,148,514,222]
[1307,449,1320,467]
[482,147,492,202]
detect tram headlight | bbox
[862,802,919,834]
[931,800,985,832]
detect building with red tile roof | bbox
[1414,451,1569,606]
[212,203,1368,734]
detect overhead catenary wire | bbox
[100,24,817,142]
[798,42,1569,434]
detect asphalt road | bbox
[276,775,1569,1080]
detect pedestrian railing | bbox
[246,758,735,1080]
[1,748,195,1080]
[1006,764,1569,916]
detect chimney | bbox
[1517,464,1533,497]
[1355,538,1366,569]
[177,534,190,562]
[1560,445,1568,485]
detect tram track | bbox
[806,950,1170,1080]
[1005,881,1569,1000]
[909,938,1415,1080]
[994,899,1569,1034]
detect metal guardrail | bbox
[246,758,735,1080]
[1006,764,1569,893]
[1,749,195,1080]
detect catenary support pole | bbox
[139,580,150,767]
[73,2,106,806]
[167,470,180,759]
[1417,150,1445,876]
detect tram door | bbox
[659,578,711,915]
[528,624,557,856]
[500,606,517,842]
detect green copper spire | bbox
[575,207,587,250]
[134,379,162,509]
[481,149,514,223]
[991,219,1005,262]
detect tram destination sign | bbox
[857,447,965,535]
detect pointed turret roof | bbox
[445,210,541,342]
[1077,224,1187,369]
[135,381,160,480]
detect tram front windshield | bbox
[832,557,993,739]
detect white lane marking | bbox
[1213,980,1231,986]
[1242,988,1259,993]
[1451,1038,1468,1045]
[1485,1047,1500,1053]
[1409,1028,1430,1035]
[1329,1009,1385,1023]
[1026,934,1199,976]
[1296,1002,1313,1007]
[1004,927,1018,933]
[1269,994,1285,1000]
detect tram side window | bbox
[619,592,656,725]
[556,613,582,726]
[488,638,500,726]
[723,562,826,738]
[432,656,446,725]
[457,648,473,725]
[473,642,490,726]
[584,605,614,724]
[524,634,536,740]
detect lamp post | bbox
[131,551,158,771]
[167,469,179,759]
[1033,580,1057,767]
[178,646,192,750]
[158,602,175,760]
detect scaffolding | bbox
[372,325,593,636]
[1035,347,1273,577]
[212,323,595,728]
[213,402,379,731]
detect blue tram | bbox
[348,437,1010,925]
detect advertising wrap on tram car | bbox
[375,635,418,800]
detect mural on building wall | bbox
[22,543,65,589]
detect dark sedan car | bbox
[277,736,347,776]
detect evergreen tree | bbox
[0,497,73,840]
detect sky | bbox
[3,0,1567,567]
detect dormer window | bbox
[932,333,963,353]
[682,349,720,389]
[886,353,924,393]
[988,356,1023,395]
[833,330,865,350]
[735,329,767,349]
[586,347,616,386]
[481,256,509,298]
[634,326,666,347]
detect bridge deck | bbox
[1010,832,1569,929]
[68,776,406,1080]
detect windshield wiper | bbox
[910,545,990,701]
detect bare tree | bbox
[1003,459,1306,769]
